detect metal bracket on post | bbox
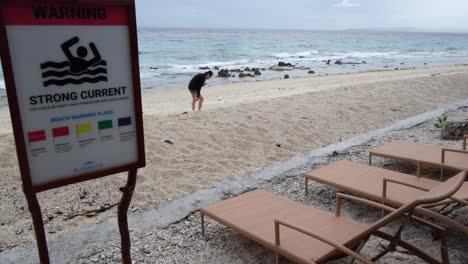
[118,169,138,264]
[26,193,50,264]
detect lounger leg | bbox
[440,232,449,264]
[275,253,280,264]
[369,154,372,166]
[416,162,421,177]
[348,240,367,264]
[201,213,205,237]
[305,178,309,196]
[440,168,444,181]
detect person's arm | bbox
[61,37,79,62]
[87,42,102,66]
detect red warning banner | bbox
[3,4,128,26]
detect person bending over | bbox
[188,71,213,111]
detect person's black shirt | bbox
[188,73,206,97]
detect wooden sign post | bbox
[0,0,145,263]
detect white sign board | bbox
[1,4,144,188]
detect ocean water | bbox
[2,28,468,105]
[137,28,468,90]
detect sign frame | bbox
[0,0,145,263]
[0,0,145,193]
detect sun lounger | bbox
[305,160,468,234]
[369,140,468,178]
[200,171,465,264]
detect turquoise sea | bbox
[2,28,468,104]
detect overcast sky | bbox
[135,0,468,32]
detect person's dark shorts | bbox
[188,86,199,97]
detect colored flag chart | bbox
[26,116,135,157]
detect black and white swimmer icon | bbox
[40,37,108,87]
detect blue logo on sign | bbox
[73,161,103,173]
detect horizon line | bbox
[136,26,468,34]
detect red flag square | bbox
[53,127,70,138]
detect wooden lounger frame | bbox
[201,172,464,264]
[305,163,468,234]
[369,140,468,179]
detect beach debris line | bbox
[64,203,118,221]
[284,74,290,79]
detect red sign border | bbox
[0,0,146,194]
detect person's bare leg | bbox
[198,95,204,111]
[191,93,198,111]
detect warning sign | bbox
[0,2,145,191]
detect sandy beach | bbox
[1,65,468,259]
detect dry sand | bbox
[1,65,468,252]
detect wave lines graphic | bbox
[40,61,70,69]
[43,76,108,87]
[40,60,108,87]
[42,67,107,78]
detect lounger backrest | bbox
[357,171,466,239]
[412,171,466,205]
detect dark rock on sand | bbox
[213,66,220,70]
[284,74,290,79]
[335,60,342,65]
[245,67,251,71]
[149,67,159,70]
[441,121,468,140]
[362,61,367,64]
[278,62,293,67]
[308,70,315,74]
[199,66,210,70]
[326,60,331,65]
[239,73,255,78]
[230,69,242,72]
[299,56,305,58]
[164,139,174,145]
[218,69,230,77]
[254,69,262,75]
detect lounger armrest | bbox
[335,193,395,217]
[441,148,468,163]
[382,178,430,199]
[464,135,467,150]
[335,194,447,235]
[274,219,374,264]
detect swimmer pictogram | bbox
[40,36,108,87]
